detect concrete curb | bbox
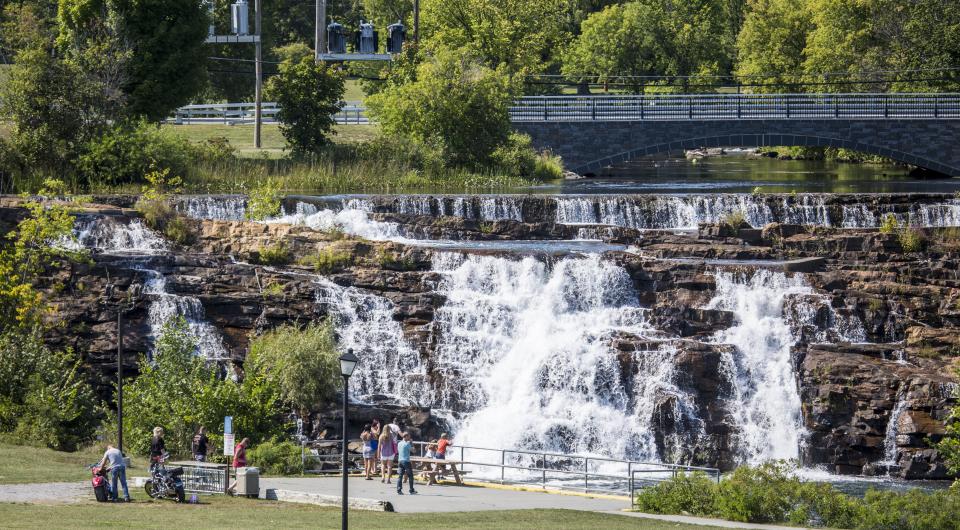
[606,510,811,530]
[263,488,394,512]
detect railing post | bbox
[640,96,645,120]
[584,457,588,493]
[591,98,596,120]
[935,96,940,118]
[301,440,305,475]
[542,453,546,489]
[688,97,693,119]
[737,94,741,119]
[884,94,889,118]
[835,96,839,118]
[543,99,548,121]
[786,96,791,118]
[500,450,505,484]
[629,468,634,509]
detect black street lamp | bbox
[339,348,359,530]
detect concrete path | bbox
[260,476,627,513]
[260,477,807,530]
[0,481,87,504]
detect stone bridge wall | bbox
[513,119,960,176]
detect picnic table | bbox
[411,457,466,485]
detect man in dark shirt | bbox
[193,426,209,462]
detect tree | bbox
[246,321,341,415]
[561,1,732,92]
[122,317,284,456]
[365,46,515,167]
[266,56,344,156]
[735,0,814,92]
[58,0,210,121]
[418,0,573,79]
[802,0,960,92]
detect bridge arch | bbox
[576,133,960,176]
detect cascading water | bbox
[705,270,811,464]
[429,253,702,464]
[268,202,406,242]
[176,196,247,221]
[143,270,230,360]
[313,276,431,405]
[880,393,908,466]
[72,218,167,253]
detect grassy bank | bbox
[160,123,379,158]
[0,442,147,485]
[0,498,714,530]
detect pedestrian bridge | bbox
[511,93,960,176]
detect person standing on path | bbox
[149,427,166,471]
[436,433,452,460]
[361,425,375,480]
[98,444,130,502]
[228,438,249,494]
[370,419,381,467]
[192,426,209,462]
[387,417,401,455]
[396,432,417,495]
[377,430,395,483]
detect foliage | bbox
[299,248,354,274]
[76,122,195,189]
[366,47,515,168]
[562,1,733,92]
[634,471,717,515]
[879,213,900,234]
[0,332,101,451]
[419,0,573,79]
[936,368,960,474]
[246,321,341,415]
[247,439,302,475]
[735,0,813,92]
[491,133,563,180]
[266,57,345,156]
[121,317,285,457]
[58,0,210,121]
[713,462,800,522]
[134,167,194,244]
[721,210,748,230]
[898,228,926,253]
[246,179,283,221]
[254,242,291,266]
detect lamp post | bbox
[338,349,359,530]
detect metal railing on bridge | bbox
[169,102,368,125]
[509,93,960,122]
[300,438,720,498]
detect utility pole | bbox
[117,307,124,453]
[316,0,327,59]
[413,0,419,45]
[254,0,263,149]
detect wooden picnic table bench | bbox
[410,457,468,485]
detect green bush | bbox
[634,472,717,516]
[299,247,353,274]
[254,242,292,266]
[247,439,302,475]
[721,210,748,230]
[246,179,283,221]
[266,57,345,156]
[246,321,341,415]
[714,462,800,523]
[879,213,900,234]
[77,122,195,189]
[898,227,926,253]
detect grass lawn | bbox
[0,442,148,485]
[161,123,379,158]
[0,494,714,530]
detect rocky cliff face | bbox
[8,195,959,479]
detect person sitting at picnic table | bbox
[419,441,438,481]
[396,432,417,495]
[436,433,452,460]
[98,444,130,502]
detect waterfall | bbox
[313,277,431,405]
[143,271,230,360]
[429,253,701,463]
[705,270,810,464]
[478,197,523,221]
[73,218,167,254]
[267,202,406,242]
[880,394,908,466]
[176,196,247,221]
[841,204,877,228]
[554,195,778,229]
[908,199,960,227]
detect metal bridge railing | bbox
[168,461,230,494]
[169,102,368,125]
[301,438,720,498]
[508,93,960,122]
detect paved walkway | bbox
[0,482,87,504]
[259,477,806,529]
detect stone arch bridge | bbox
[510,94,960,176]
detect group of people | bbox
[359,417,453,495]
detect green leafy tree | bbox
[122,317,284,456]
[266,56,345,156]
[802,0,960,92]
[366,46,515,167]
[735,0,813,92]
[58,0,210,121]
[245,179,282,221]
[418,0,573,78]
[246,320,341,415]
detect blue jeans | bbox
[396,461,415,493]
[111,466,130,501]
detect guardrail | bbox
[171,93,960,126]
[300,438,719,498]
[509,93,960,122]
[169,102,367,125]
[168,461,230,494]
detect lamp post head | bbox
[339,349,359,378]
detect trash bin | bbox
[235,467,259,498]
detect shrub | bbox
[634,472,717,516]
[247,439,302,475]
[246,320,341,414]
[254,242,292,266]
[266,57,345,156]
[246,179,282,221]
[721,210,748,230]
[135,166,195,245]
[898,227,926,253]
[77,122,195,189]
[879,213,900,234]
[714,462,799,523]
[299,247,353,274]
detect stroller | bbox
[89,464,111,502]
